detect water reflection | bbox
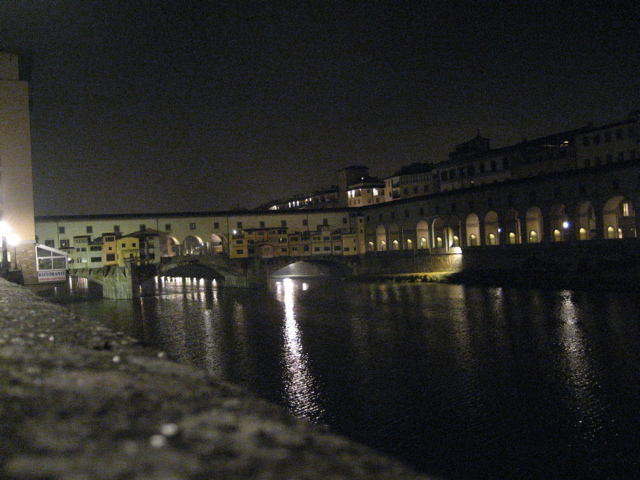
[37,278,640,480]
[275,278,324,422]
[556,291,608,450]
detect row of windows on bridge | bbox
[55,218,341,237]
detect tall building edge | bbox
[0,51,37,284]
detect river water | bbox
[40,277,640,480]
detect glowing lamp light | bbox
[563,221,570,229]
[0,221,11,236]
[8,233,20,246]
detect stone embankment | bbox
[0,279,440,480]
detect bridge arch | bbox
[183,235,204,255]
[160,235,180,257]
[209,233,224,254]
[159,263,226,281]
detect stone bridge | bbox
[70,251,463,299]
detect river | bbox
[38,277,640,480]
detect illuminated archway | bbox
[504,209,521,244]
[576,201,596,241]
[604,196,636,239]
[484,211,500,246]
[526,206,543,243]
[376,225,387,251]
[432,217,446,250]
[209,233,224,254]
[466,213,480,246]
[578,228,588,240]
[416,220,429,249]
[184,235,204,255]
[550,204,569,242]
[160,235,180,257]
[389,224,401,250]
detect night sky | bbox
[1,1,638,216]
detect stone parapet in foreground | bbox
[0,279,439,480]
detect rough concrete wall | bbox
[0,279,437,480]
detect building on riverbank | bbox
[0,52,37,282]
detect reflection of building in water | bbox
[557,291,607,438]
[276,278,324,422]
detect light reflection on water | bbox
[40,277,640,480]
[274,278,325,422]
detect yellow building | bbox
[101,233,120,266]
[116,236,141,266]
[230,230,256,258]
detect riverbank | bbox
[0,278,438,480]
[351,240,640,291]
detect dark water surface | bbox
[42,278,640,479]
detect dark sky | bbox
[1,1,638,216]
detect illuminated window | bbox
[579,228,588,241]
